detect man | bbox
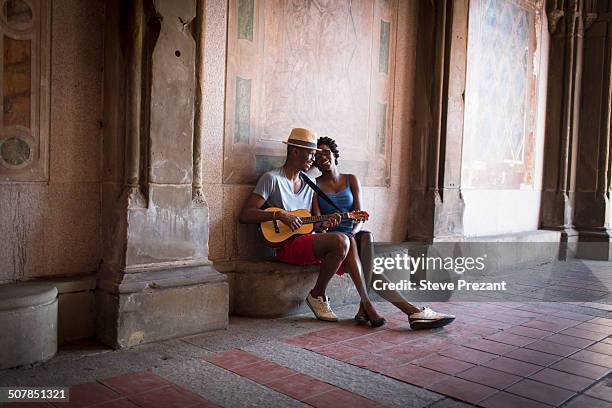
[238,128,345,321]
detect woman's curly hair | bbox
[317,136,340,165]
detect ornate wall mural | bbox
[0,0,49,182]
[462,0,541,189]
[224,0,397,186]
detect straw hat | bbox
[282,128,321,151]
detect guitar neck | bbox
[299,212,351,225]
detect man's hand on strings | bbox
[277,211,302,231]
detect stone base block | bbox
[557,228,580,261]
[381,230,562,273]
[575,230,612,261]
[459,229,563,269]
[0,284,58,369]
[429,229,562,267]
[218,261,360,318]
[96,281,228,349]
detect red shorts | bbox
[275,233,345,275]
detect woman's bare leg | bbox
[344,236,384,321]
[357,232,420,315]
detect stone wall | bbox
[0,0,104,283]
[201,1,419,262]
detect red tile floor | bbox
[279,302,612,407]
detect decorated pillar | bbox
[98,0,227,349]
[540,0,587,241]
[575,0,612,258]
[407,0,468,241]
[541,0,612,259]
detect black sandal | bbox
[366,312,386,328]
[363,303,386,328]
[354,303,368,324]
[354,314,368,324]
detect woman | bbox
[312,137,455,330]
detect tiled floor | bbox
[2,302,610,407]
[280,301,612,407]
[1,259,611,408]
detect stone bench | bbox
[0,283,58,369]
[216,260,361,318]
[217,235,563,317]
[214,242,418,318]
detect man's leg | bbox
[310,232,349,298]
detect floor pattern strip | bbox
[203,349,384,407]
[1,371,219,408]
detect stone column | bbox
[192,0,207,207]
[574,0,612,258]
[122,0,147,209]
[541,0,612,259]
[540,0,586,245]
[98,0,228,349]
[407,0,468,242]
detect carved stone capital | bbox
[433,188,465,239]
[583,12,598,31]
[547,8,565,33]
[192,186,208,208]
[121,185,147,209]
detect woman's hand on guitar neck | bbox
[277,210,303,231]
[321,213,341,231]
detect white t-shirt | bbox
[253,168,315,211]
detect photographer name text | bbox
[372,279,507,291]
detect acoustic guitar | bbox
[260,207,369,247]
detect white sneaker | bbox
[306,293,338,322]
[409,306,455,330]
